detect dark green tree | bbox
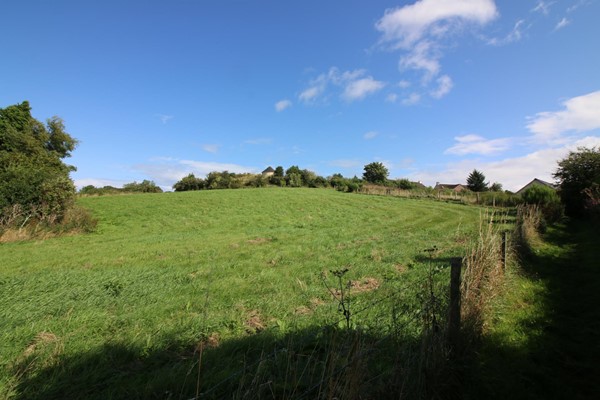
[466,169,488,192]
[554,147,600,217]
[489,182,503,192]
[173,174,205,191]
[123,180,163,193]
[274,166,284,177]
[0,101,78,219]
[363,162,388,185]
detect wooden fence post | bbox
[501,231,508,272]
[448,257,462,355]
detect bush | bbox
[519,185,562,222]
[0,101,78,226]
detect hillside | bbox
[1,188,483,399]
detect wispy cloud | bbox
[444,134,511,155]
[375,0,497,97]
[201,144,219,153]
[554,17,571,30]
[364,131,379,140]
[342,77,386,101]
[156,114,174,124]
[486,19,526,46]
[532,1,555,15]
[275,99,292,112]
[430,75,453,99]
[244,137,272,145]
[132,158,257,189]
[402,92,421,106]
[299,67,385,104]
[526,90,600,140]
[386,93,399,103]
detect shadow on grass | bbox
[11,323,451,400]
[464,220,600,399]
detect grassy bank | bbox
[1,188,482,399]
[465,219,600,399]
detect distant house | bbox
[516,178,556,195]
[434,183,467,192]
[261,166,275,177]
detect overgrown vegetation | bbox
[554,146,600,219]
[0,101,95,240]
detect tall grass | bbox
[460,211,509,345]
[0,188,483,399]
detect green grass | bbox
[465,219,600,399]
[0,188,483,399]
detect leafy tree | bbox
[173,173,205,191]
[287,172,302,187]
[285,165,301,177]
[363,162,388,185]
[0,101,78,220]
[123,180,163,193]
[489,182,503,192]
[394,179,416,190]
[466,169,488,192]
[554,147,600,217]
[274,166,284,177]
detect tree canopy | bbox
[554,147,600,218]
[363,162,389,185]
[0,101,78,219]
[466,169,488,192]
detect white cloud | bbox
[364,131,379,140]
[299,86,323,103]
[398,80,411,88]
[375,0,496,97]
[375,0,498,49]
[430,75,453,99]
[202,144,219,153]
[399,40,441,82]
[414,136,600,191]
[275,99,292,112]
[402,92,422,106]
[555,17,571,30]
[444,134,511,155]
[156,114,174,124]
[532,1,555,15]
[527,90,600,139]
[299,67,385,104]
[342,77,386,101]
[486,19,526,46]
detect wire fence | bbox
[187,269,450,399]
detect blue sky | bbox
[2,0,599,191]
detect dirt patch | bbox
[349,277,380,293]
[244,310,265,333]
[294,306,312,315]
[395,264,408,273]
[197,333,220,351]
[310,297,325,308]
[247,237,271,245]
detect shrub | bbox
[519,185,562,222]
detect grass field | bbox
[0,188,483,399]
